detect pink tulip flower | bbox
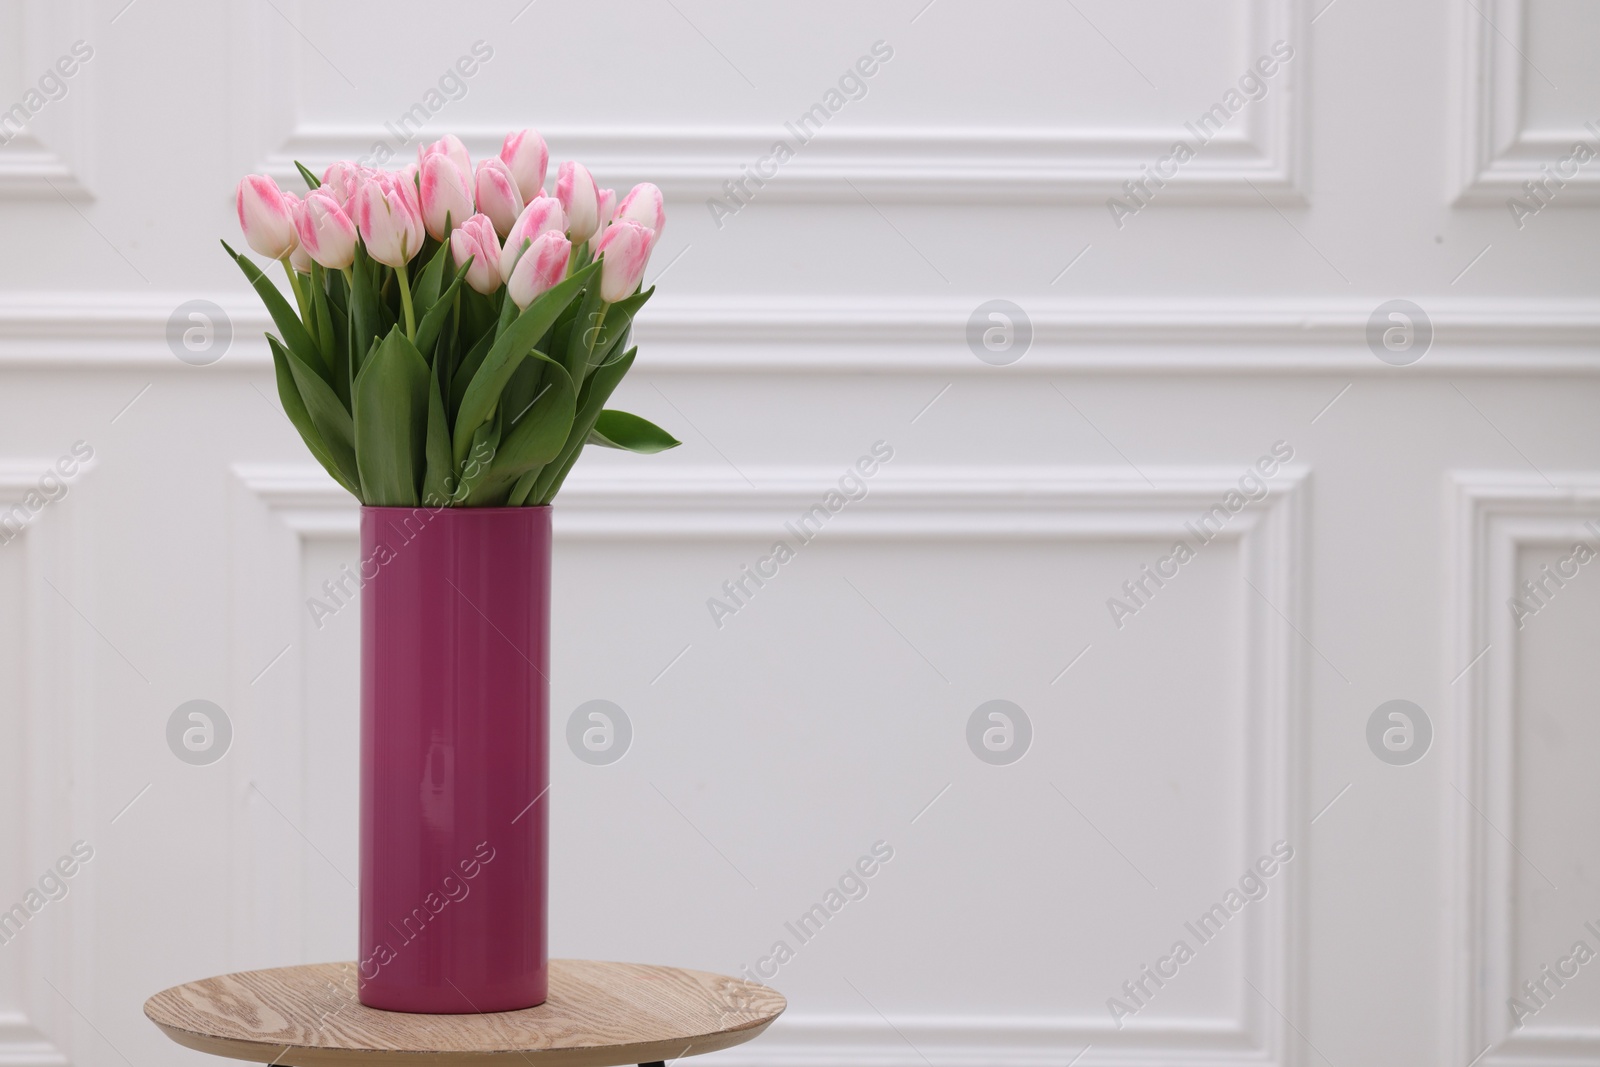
[236,175,299,260]
[506,230,571,310]
[450,214,504,295]
[596,188,617,235]
[319,161,365,208]
[419,134,472,188]
[474,157,524,239]
[296,189,358,270]
[355,176,424,268]
[500,129,549,203]
[555,161,600,243]
[419,151,476,240]
[594,219,653,303]
[498,196,567,282]
[398,163,420,204]
[283,193,313,271]
[615,182,665,239]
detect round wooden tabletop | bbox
[144,960,785,1067]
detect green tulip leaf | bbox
[415,259,471,359]
[459,410,505,505]
[561,279,605,386]
[308,267,345,406]
[532,347,637,504]
[586,286,654,377]
[267,336,360,498]
[449,326,496,419]
[277,333,358,490]
[452,261,598,466]
[498,354,544,440]
[487,361,576,488]
[294,160,321,191]
[353,327,430,506]
[588,409,680,454]
[223,240,328,381]
[413,239,453,314]
[422,356,456,507]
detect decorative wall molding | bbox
[1452,0,1600,205]
[714,1013,1262,1067]
[243,0,1304,205]
[0,1,94,200]
[0,133,88,200]
[266,120,1301,207]
[231,461,1307,1067]
[6,294,1600,374]
[0,463,85,1067]
[1448,473,1600,1067]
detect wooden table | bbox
[144,960,785,1067]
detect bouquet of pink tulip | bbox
[226,130,677,507]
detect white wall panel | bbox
[239,0,1306,203]
[0,463,92,1067]
[1449,476,1600,1067]
[0,1,94,199]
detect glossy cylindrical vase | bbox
[357,506,550,1013]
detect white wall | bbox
[2,2,1599,1066]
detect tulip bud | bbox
[399,163,420,203]
[419,134,472,188]
[615,182,665,239]
[285,194,314,272]
[474,157,524,239]
[450,214,504,295]
[506,230,571,309]
[319,161,365,208]
[555,160,600,243]
[236,175,299,260]
[500,129,549,203]
[419,151,476,240]
[296,190,358,270]
[595,188,617,236]
[355,176,424,268]
[498,196,567,282]
[594,219,653,303]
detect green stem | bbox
[397,260,417,341]
[281,257,311,331]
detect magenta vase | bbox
[357,506,551,1013]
